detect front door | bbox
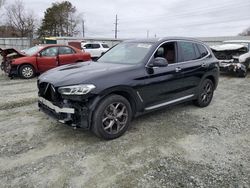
[37,47,59,73]
[139,42,185,108]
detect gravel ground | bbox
[0,69,249,188]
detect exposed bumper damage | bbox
[0,48,25,77]
[211,44,250,77]
[38,82,91,129]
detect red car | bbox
[0,45,91,79]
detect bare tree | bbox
[5,0,36,37]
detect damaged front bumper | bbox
[38,97,91,129]
[1,61,18,77]
[219,60,247,75]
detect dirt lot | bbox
[0,69,249,188]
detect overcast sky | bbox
[3,0,250,38]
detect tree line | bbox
[0,0,81,38]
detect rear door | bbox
[175,41,209,95]
[37,47,59,72]
[90,43,102,57]
[58,46,78,65]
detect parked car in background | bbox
[81,42,110,60]
[211,40,250,77]
[0,45,91,79]
[38,37,219,139]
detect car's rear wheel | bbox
[19,64,35,79]
[194,79,214,107]
[92,95,132,140]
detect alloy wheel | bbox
[201,82,213,104]
[102,102,128,134]
[22,67,33,78]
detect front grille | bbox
[38,82,61,103]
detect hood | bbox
[38,61,135,87]
[0,48,26,59]
[210,44,246,51]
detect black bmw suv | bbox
[38,37,219,139]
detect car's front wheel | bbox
[19,64,35,79]
[237,61,249,78]
[194,79,214,107]
[92,95,132,140]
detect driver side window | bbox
[41,47,58,57]
[154,42,177,64]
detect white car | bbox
[211,40,250,77]
[81,42,109,59]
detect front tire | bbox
[237,61,249,78]
[19,64,35,79]
[92,95,132,140]
[194,79,214,107]
[237,70,248,78]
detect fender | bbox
[91,85,144,113]
[198,67,219,92]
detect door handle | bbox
[175,67,182,72]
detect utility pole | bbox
[147,30,149,38]
[82,19,85,38]
[114,14,118,39]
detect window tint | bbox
[154,42,176,64]
[59,47,75,55]
[92,44,100,49]
[84,44,92,49]
[40,47,58,57]
[102,44,109,48]
[197,44,209,58]
[179,42,199,61]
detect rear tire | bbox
[194,79,214,107]
[92,95,132,140]
[19,64,35,79]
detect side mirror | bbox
[149,57,168,68]
[37,53,41,57]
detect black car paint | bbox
[38,37,219,129]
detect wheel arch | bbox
[87,86,141,130]
[98,86,142,115]
[206,75,216,88]
[201,70,219,90]
[18,63,37,74]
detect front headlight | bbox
[58,84,96,95]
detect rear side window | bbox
[178,42,199,62]
[197,44,209,58]
[92,44,100,49]
[102,44,109,48]
[59,47,75,55]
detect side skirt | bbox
[145,94,195,111]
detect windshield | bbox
[98,42,152,64]
[24,46,44,56]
